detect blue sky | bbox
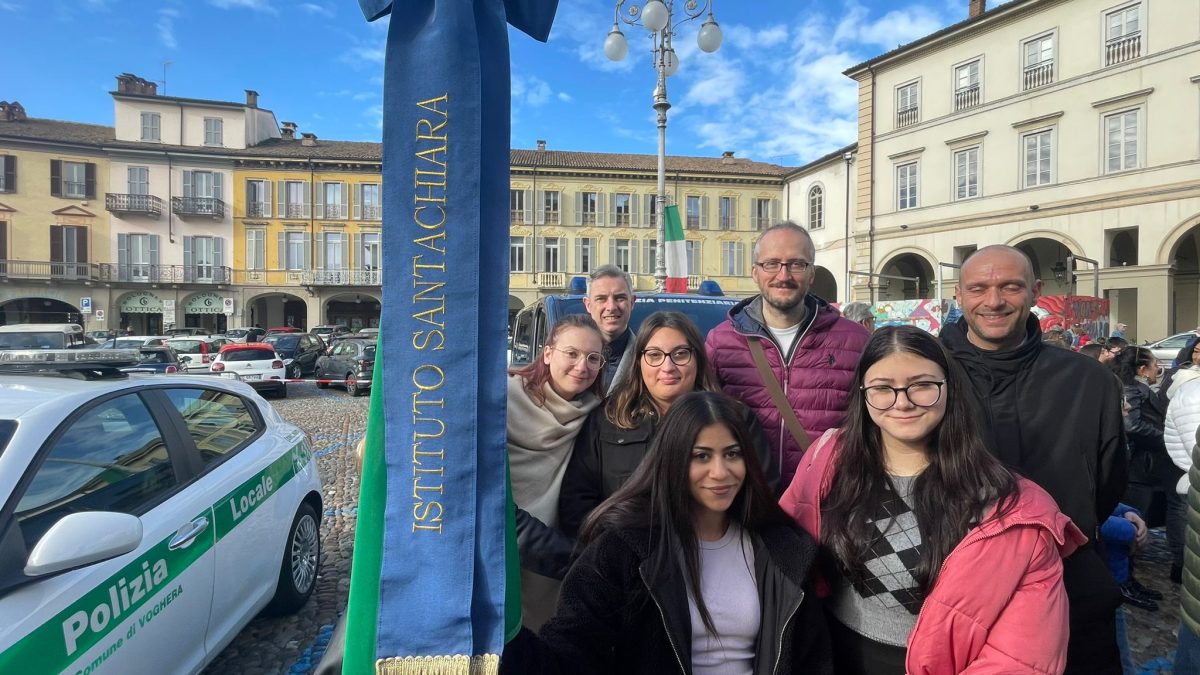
[2,0,976,167]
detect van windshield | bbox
[0,332,66,350]
[168,340,203,354]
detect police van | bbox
[509,277,739,366]
[0,349,323,674]
[0,323,91,350]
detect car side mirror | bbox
[25,512,142,577]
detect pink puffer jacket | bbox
[781,429,1087,675]
[704,294,869,486]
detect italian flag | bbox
[663,204,688,293]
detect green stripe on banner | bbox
[0,442,310,673]
[343,352,385,675]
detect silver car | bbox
[1147,331,1199,368]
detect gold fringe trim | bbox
[377,654,500,675]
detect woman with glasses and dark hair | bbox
[558,311,777,538]
[507,314,606,630]
[502,391,832,674]
[780,325,1084,675]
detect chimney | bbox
[116,73,157,96]
[536,139,546,152]
[969,0,986,18]
[301,132,318,147]
[721,150,736,165]
[281,122,297,140]
[0,101,26,122]
[245,90,259,108]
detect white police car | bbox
[0,349,323,675]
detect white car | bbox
[1147,331,1199,368]
[0,349,322,674]
[210,343,288,398]
[99,335,170,350]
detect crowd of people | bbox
[498,222,1200,674]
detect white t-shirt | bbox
[766,322,802,358]
[687,522,759,675]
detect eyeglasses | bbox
[551,346,605,370]
[861,380,946,410]
[641,347,694,367]
[753,259,812,275]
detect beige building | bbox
[783,144,858,303]
[834,0,1200,341]
[507,144,792,316]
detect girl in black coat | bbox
[502,391,832,675]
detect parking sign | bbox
[80,297,92,314]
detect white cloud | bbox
[157,8,178,49]
[0,2,19,11]
[352,91,377,101]
[681,55,744,107]
[209,0,277,14]
[364,104,383,130]
[549,0,637,73]
[512,73,554,108]
[300,2,333,17]
[557,92,573,103]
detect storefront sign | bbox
[183,292,225,315]
[117,291,164,315]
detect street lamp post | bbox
[604,0,722,292]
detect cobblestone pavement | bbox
[201,382,1188,673]
[203,382,367,675]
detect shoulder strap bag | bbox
[747,336,811,449]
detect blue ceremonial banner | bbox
[347,1,557,673]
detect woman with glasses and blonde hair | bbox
[781,325,1084,675]
[507,313,606,630]
[559,311,777,538]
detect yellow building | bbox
[0,103,113,327]
[232,129,383,331]
[507,144,795,316]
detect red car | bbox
[265,326,303,335]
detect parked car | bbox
[225,327,267,343]
[1148,331,1200,368]
[0,323,91,350]
[263,333,326,379]
[165,337,226,372]
[119,346,183,375]
[84,329,113,341]
[99,335,170,349]
[265,326,303,336]
[210,343,287,398]
[164,327,212,337]
[311,325,352,339]
[315,338,376,396]
[355,327,380,337]
[0,348,322,675]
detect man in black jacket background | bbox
[941,244,1130,674]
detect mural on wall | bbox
[871,299,949,334]
[1033,295,1111,341]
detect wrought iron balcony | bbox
[1022,61,1054,90]
[316,204,347,219]
[106,193,163,218]
[356,205,382,220]
[0,260,98,282]
[97,264,231,284]
[171,196,226,219]
[302,268,383,286]
[247,202,270,218]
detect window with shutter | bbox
[0,221,7,262]
[0,156,14,193]
[50,160,62,197]
[84,163,96,199]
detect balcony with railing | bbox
[171,196,226,220]
[535,272,565,289]
[302,268,383,286]
[282,202,310,219]
[954,84,981,111]
[511,210,526,225]
[687,275,702,290]
[359,205,382,220]
[580,213,597,226]
[106,193,163,218]
[317,204,347,219]
[99,264,232,284]
[615,213,631,227]
[1105,33,1141,66]
[896,106,919,128]
[751,216,770,231]
[686,215,700,229]
[247,202,270,218]
[1022,61,1054,90]
[542,210,560,225]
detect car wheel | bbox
[346,373,361,397]
[315,372,329,389]
[266,502,320,615]
[288,363,301,380]
[276,383,288,399]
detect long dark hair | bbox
[1114,346,1156,386]
[605,311,719,428]
[581,391,790,636]
[508,314,604,406]
[821,325,1018,594]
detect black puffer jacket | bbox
[1124,380,1166,455]
[558,402,778,538]
[500,522,832,675]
